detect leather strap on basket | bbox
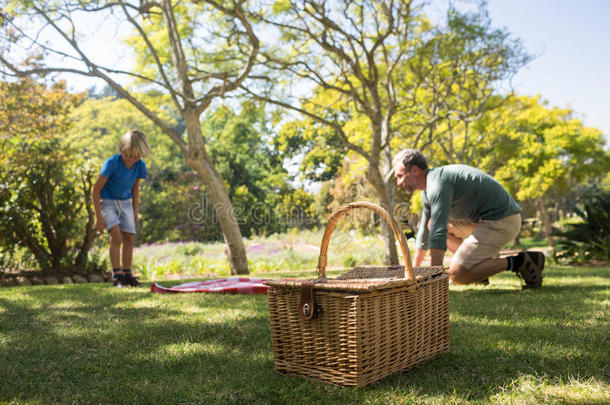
[298,280,316,320]
[316,201,415,283]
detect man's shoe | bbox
[514,251,545,289]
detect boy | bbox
[92,130,150,287]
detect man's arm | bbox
[414,248,427,266]
[429,248,445,266]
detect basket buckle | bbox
[302,303,311,317]
[298,280,320,320]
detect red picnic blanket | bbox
[150,277,269,294]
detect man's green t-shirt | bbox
[415,165,520,251]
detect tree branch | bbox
[241,84,371,161]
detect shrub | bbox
[553,189,610,264]
[0,79,97,274]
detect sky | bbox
[486,0,610,141]
[56,0,610,142]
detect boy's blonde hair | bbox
[119,130,151,157]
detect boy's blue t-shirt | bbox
[100,154,147,200]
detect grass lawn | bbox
[1,265,608,404]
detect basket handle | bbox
[317,201,414,281]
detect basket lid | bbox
[264,265,446,292]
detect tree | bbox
[470,95,609,245]
[0,79,97,274]
[203,102,302,236]
[1,0,259,274]
[246,0,529,263]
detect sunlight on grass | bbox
[491,374,609,404]
[159,342,209,358]
[1,262,608,403]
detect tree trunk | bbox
[160,0,249,275]
[366,165,399,265]
[184,114,249,274]
[75,171,97,270]
[536,196,554,247]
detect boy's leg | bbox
[109,226,127,286]
[113,198,139,286]
[121,232,135,270]
[120,231,140,287]
[100,199,123,280]
[109,226,123,270]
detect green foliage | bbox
[474,95,609,202]
[138,170,223,243]
[0,79,97,274]
[122,0,255,92]
[276,98,348,182]
[554,189,610,264]
[203,102,314,237]
[67,93,183,171]
[393,9,531,154]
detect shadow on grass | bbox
[0,266,608,404]
[374,269,609,401]
[0,286,280,403]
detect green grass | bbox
[1,265,609,404]
[511,236,551,250]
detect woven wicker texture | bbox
[336,265,446,280]
[266,201,450,386]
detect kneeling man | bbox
[393,149,544,288]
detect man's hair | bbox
[119,130,151,157]
[392,149,428,171]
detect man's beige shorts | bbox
[449,213,522,269]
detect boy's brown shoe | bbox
[122,273,140,287]
[112,273,128,288]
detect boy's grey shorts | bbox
[100,198,136,234]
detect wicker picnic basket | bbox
[265,201,450,387]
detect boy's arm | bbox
[92,175,108,233]
[132,178,141,223]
